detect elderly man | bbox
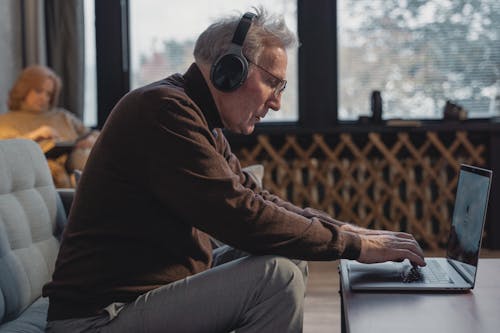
[44,7,425,333]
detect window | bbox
[338,0,500,120]
[83,0,97,127]
[128,0,298,122]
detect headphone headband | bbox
[232,12,256,46]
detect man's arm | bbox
[254,182,426,266]
[222,136,425,266]
[146,106,362,261]
[150,104,424,265]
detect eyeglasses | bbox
[248,60,287,97]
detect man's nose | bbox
[267,93,281,111]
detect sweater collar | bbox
[183,63,224,130]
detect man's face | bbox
[217,46,287,135]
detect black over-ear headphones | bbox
[210,12,256,92]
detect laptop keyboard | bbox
[402,260,452,284]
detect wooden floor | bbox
[304,260,341,333]
[303,249,500,333]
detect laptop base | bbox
[344,258,472,291]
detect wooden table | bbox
[339,258,500,333]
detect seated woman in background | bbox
[0,65,98,187]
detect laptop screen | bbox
[446,164,492,283]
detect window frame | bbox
[94,0,496,132]
[95,0,130,128]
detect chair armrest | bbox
[242,164,264,189]
[57,188,75,217]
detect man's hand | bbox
[357,231,426,267]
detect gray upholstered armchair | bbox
[0,139,74,332]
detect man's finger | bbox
[393,232,415,240]
[392,249,426,266]
[394,237,424,255]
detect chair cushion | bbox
[0,139,60,324]
[0,297,48,332]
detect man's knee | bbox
[259,256,307,299]
[292,259,309,285]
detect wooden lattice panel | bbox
[235,131,486,249]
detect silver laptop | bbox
[342,164,492,291]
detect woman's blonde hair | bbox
[8,65,62,111]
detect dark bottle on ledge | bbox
[371,90,383,123]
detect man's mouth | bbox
[255,112,267,122]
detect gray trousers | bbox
[46,246,308,333]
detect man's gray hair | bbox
[194,6,297,65]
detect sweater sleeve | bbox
[0,126,21,139]
[61,109,90,137]
[0,113,23,139]
[145,96,361,261]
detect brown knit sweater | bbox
[42,63,361,321]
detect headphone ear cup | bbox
[210,53,249,92]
